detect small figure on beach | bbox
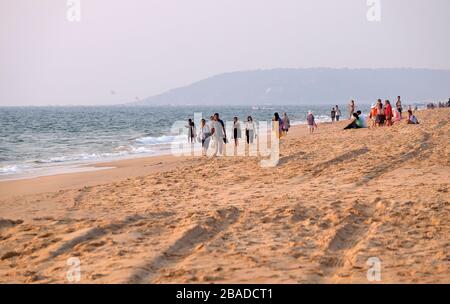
[396,96,403,119]
[231,117,242,147]
[348,100,355,120]
[335,105,341,121]
[344,112,363,130]
[331,107,336,123]
[376,99,385,126]
[282,112,290,136]
[211,114,225,156]
[407,110,420,125]
[245,116,256,144]
[273,112,283,138]
[356,110,367,128]
[306,111,317,134]
[369,103,378,128]
[186,119,196,143]
[198,118,212,156]
[384,100,393,127]
[214,113,227,144]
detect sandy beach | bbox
[0,108,448,284]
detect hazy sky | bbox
[1,0,449,106]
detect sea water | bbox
[0,104,367,180]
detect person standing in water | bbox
[306,111,317,134]
[348,100,355,120]
[232,117,241,147]
[282,112,290,136]
[335,105,341,121]
[245,116,256,144]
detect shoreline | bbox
[0,108,448,283]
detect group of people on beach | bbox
[342,96,420,130]
[186,112,292,156]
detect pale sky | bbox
[1,0,449,106]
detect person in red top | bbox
[384,100,393,126]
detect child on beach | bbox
[369,103,378,128]
[407,110,420,125]
[306,111,317,134]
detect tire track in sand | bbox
[127,206,241,283]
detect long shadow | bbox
[127,207,241,283]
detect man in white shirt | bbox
[356,110,367,128]
[211,116,224,156]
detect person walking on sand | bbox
[214,113,227,145]
[331,107,336,123]
[245,116,256,144]
[198,118,212,156]
[232,117,241,147]
[273,112,283,138]
[282,112,290,136]
[348,100,355,120]
[385,100,393,126]
[211,115,225,156]
[396,96,403,119]
[306,111,317,134]
[186,119,196,143]
[335,105,341,121]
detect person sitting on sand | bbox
[356,110,367,128]
[344,113,363,130]
[407,110,420,125]
[306,111,317,134]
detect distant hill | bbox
[136,68,450,106]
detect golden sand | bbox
[0,109,448,283]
